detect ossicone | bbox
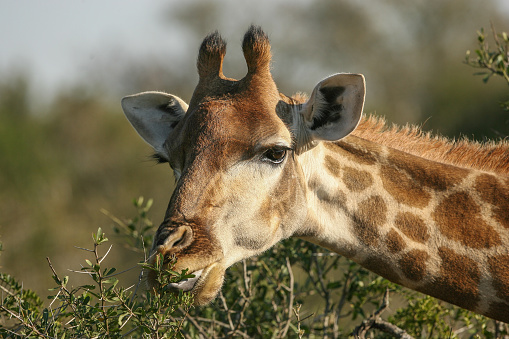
[242,25,272,75]
[197,31,227,80]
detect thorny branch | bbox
[352,289,415,339]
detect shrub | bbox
[465,25,509,111]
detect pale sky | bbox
[0,0,177,97]
[1,0,508,101]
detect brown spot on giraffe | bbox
[309,174,347,206]
[474,173,509,229]
[386,228,406,253]
[420,247,481,311]
[394,212,429,243]
[399,249,429,281]
[315,186,347,207]
[324,154,341,177]
[362,255,402,284]
[433,191,501,249]
[387,148,470,191]
[352,195,387,246]
[380,164,431,208]
[325,139,378,166]
[487,254,509,304]
[342,166,374,192]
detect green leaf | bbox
[103,277,118,285]
[105,267,116,276]
[495,54,504,66]
[327,281,342,289]
[51,275,61,285]
[96,227,103,240]
[118,312,130,326]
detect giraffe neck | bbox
[298,135,509,323]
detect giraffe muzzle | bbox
[169,269,203,291]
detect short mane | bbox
[352,115,509,176]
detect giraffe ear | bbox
[299,73,365,148]
[121,91,188,158]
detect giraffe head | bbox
[121,26,365,304]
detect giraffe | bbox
[121,26,509,323]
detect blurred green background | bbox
[0,0,508,296]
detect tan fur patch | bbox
[380,164,431,208]
[352,195,387,246]
[394,212,429,243]
[420,247,480,310]
[343,166,374,192]
[474,173,509,229]
[433,192,501,249]
[399,249,429,281]
[487,254,509,304]
[386,228,406,253]
[324,155,341,177]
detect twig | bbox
[130,235,149,304]
[92,243,110,336]
[281,257,295,338]
[219,291,235,331]
[98,244,113,264]
[177,309,209,338]
[292,304,305,339]
[0,304,45,337]
[352,289,414,339]
[313,255,331,337]
[0,283,15,297]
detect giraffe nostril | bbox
[172,234,184,247]
[170,227,190,248]
[156,225,193,251]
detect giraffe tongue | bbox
[169,269,203,291]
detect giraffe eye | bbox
[262,147,288,164]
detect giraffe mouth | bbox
[167,262,225,305]
[167,262,224,304]
[169,269,203,291]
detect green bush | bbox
[0,219,194,338]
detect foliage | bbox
[0,220,194,338]
[465,25,509,111]
[1,198,507,338]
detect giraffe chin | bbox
[170,263,225,306]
